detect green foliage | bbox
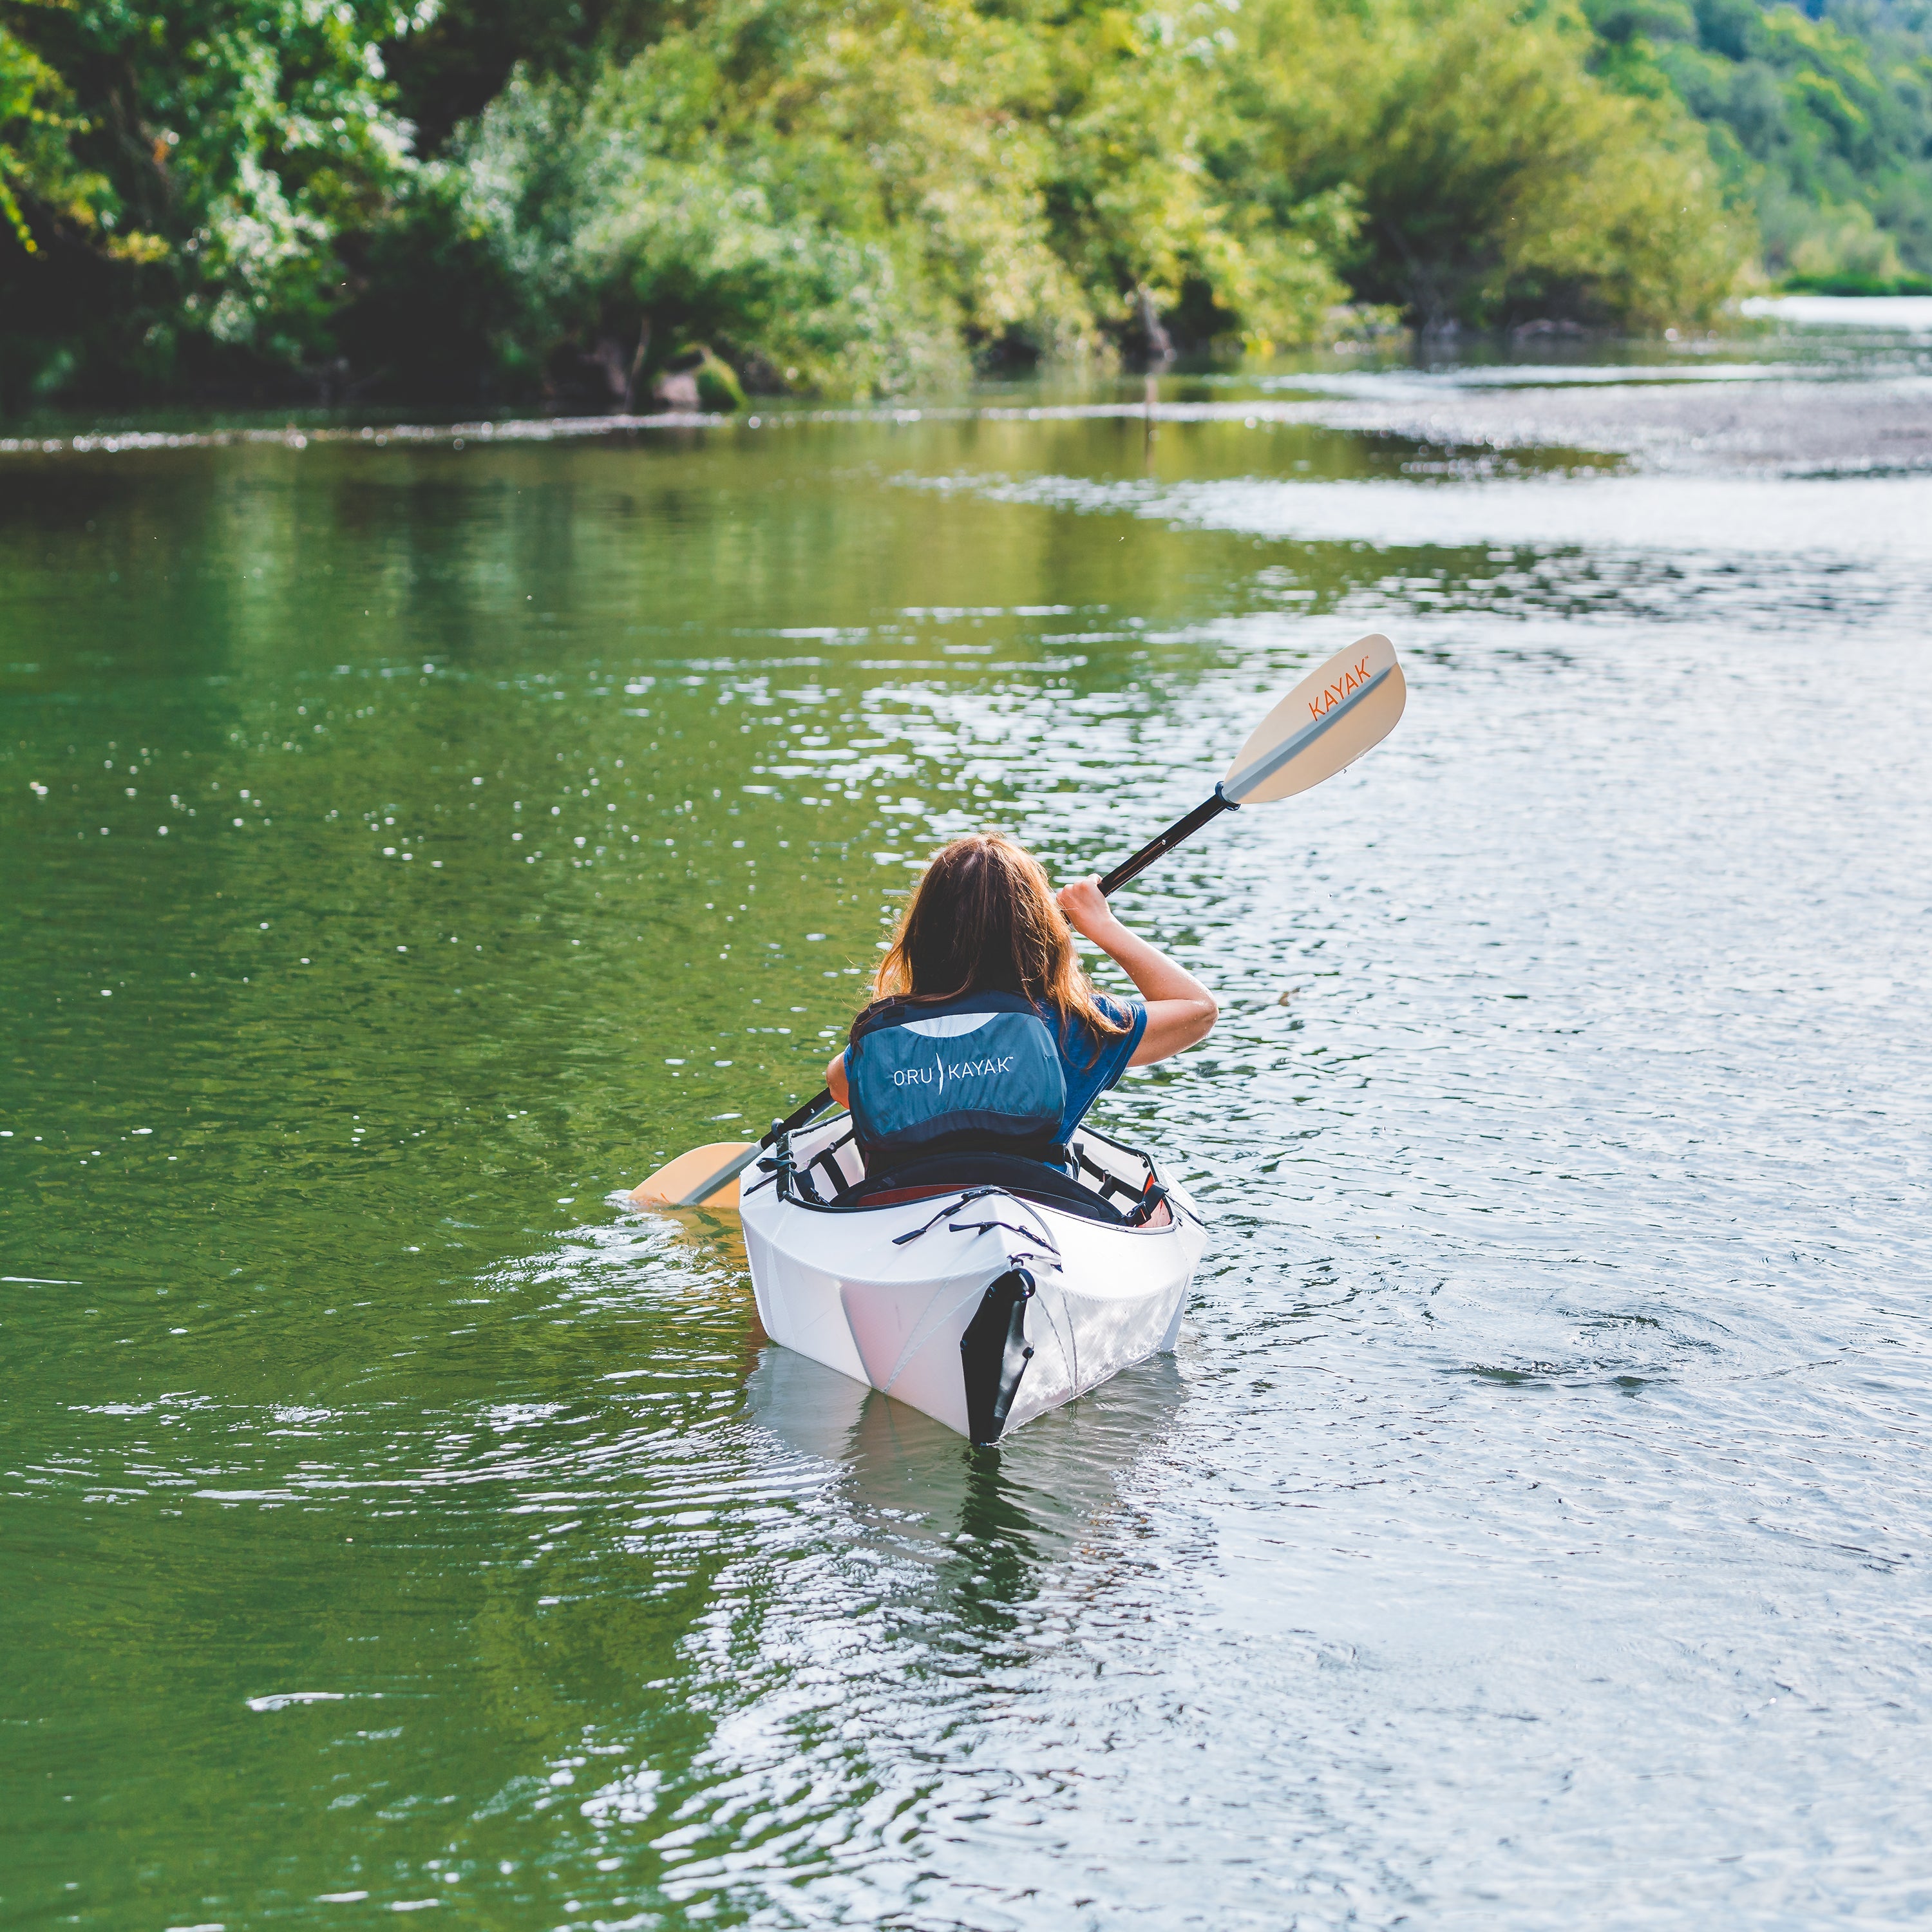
[0,0,421,394]
[1223,0,1743,330]
[17,0,1916,408]
[1599,0,1932,277]
[1782,266,1932,290]
[414,0,1354,394]
[0,21,103,255]
[433,29,968,396]
[692,348,746,412]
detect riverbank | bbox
[8,337,1932,479]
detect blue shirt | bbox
[1046,994,1146,1144]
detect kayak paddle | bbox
[632,632,1405,1210]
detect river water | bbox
[5,310,1931,1929]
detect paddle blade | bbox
[630,1141,755,1211]
[1222,634,1405,805]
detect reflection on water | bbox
[747,1341,1187,1556]
[4,325,1931,1928]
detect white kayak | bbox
[738,1113,1207,1443]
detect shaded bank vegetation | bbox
[0,0,1926,407]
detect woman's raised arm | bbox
[1055,876,1217,1066]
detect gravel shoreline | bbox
[1262,371,1932,476]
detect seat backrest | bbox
[847,991,1068,1166]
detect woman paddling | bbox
[824,833,1216,1178]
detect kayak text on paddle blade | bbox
[630,1141,755,1209]
[1221,633,1405,805]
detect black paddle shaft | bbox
[764,1087,835,1146]
[775,786,1240,1139]
[1097,786,1238,897]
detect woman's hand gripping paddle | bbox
[630,632,1405,1211]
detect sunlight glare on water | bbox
[3,327,1930,1929]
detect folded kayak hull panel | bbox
[739,1119,1207,1441]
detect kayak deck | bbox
[738,1116,1206,1441]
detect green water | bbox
[1,414,1533,1237]
[2,415,1416,1922]
[7,359,1932,1927]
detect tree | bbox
[1227,0,1744,330]
[1,0,419,397]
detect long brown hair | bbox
[855,833,1129,1050]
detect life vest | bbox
[846,990,1067,1168]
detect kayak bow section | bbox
[734,1115,1206,1443]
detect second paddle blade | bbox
[1222,633,1406,805]
[630,1141,755,1210]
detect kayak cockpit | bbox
[746,1113,1175,1228]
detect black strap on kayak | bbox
[890,1188,1002,1245]
[943,1215,1063,1270]
[810,1127,857,1201]
[895,1193,1065,1278]
[766,1130,829,1208]
[1074,1144,1140,1206]
[747,1117,855,1206]
[888,1188,1063,1272]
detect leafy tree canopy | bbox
[1589,0,1932,281]
[0,0,1916,407]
